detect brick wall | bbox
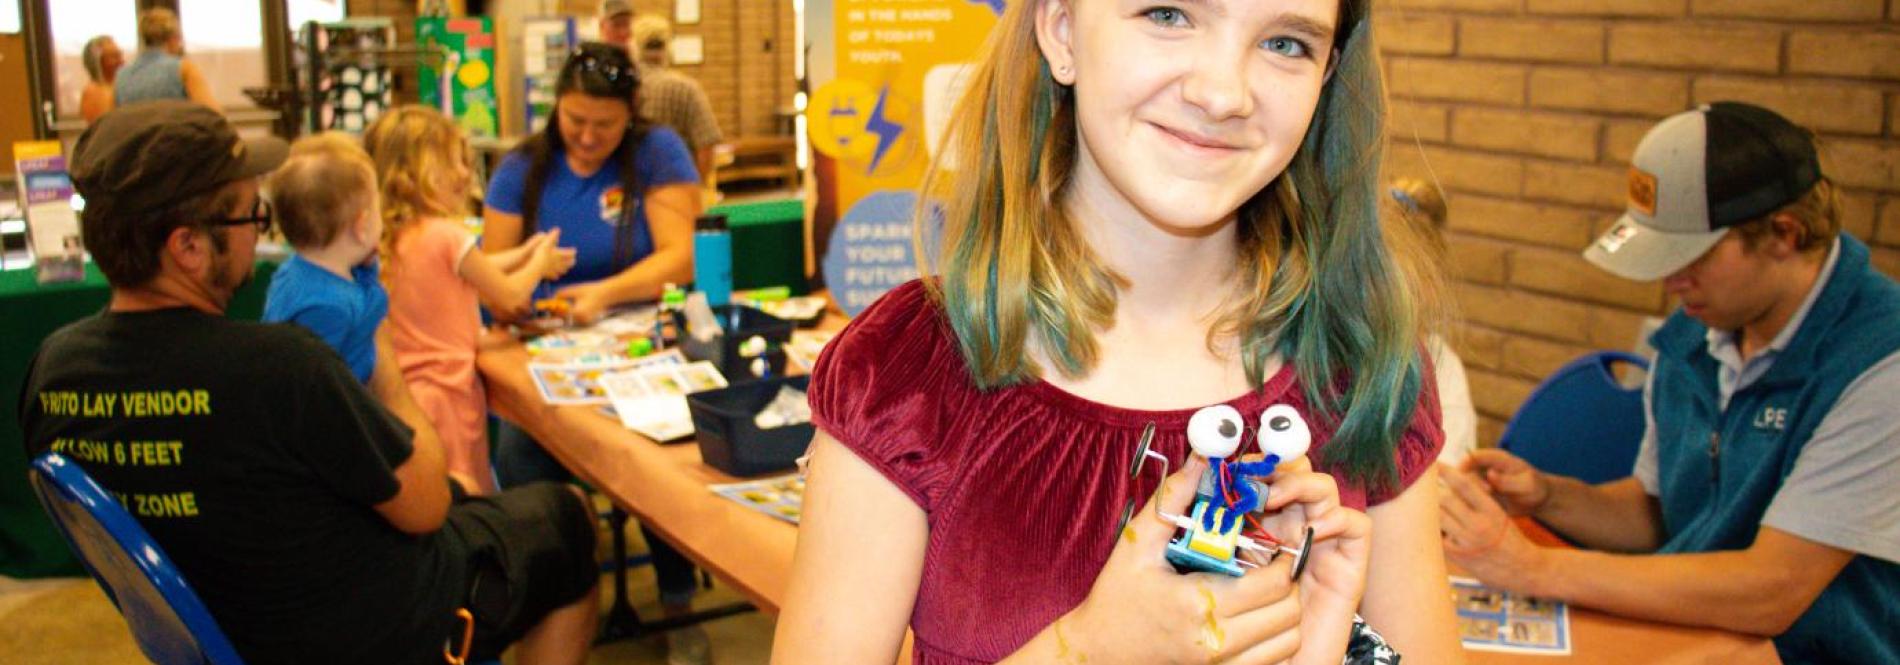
[632,0,798,139]
[1376,0,1900,447]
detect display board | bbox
[305,19,396,133]
[11,141,82,284]
[806,0,1002,315]
[519,16,577,135]
[418,16,499,138]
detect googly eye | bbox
[1187,405,1245,458]
[1257,404,1311,461]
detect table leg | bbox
[596,507,759,644]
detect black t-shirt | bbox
[18,308,465,663]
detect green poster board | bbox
[417,16,499,138]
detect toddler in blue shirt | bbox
[262,133,460,489]
[263,134,387,382]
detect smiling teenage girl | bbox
[773,1,1460,664]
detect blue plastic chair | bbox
[28,452,245,665]
[1498,351,1651,485]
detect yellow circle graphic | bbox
[806,79,880,160]
[457,60,492,88]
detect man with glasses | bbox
[19,101,601,664]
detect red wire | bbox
[1217,429,1287,547]
[1217,459,1280,546]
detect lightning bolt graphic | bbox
[865,86,903,172]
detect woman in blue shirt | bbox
[482,43,713,659]
[484,41,700,322]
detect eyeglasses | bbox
[209,196,273,235]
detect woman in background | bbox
[114,7,218,110]
[480,42,712,664]
[78,36,124,124]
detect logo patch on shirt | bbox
[1751,406,1789,431]
[599,186,625,225]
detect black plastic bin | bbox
[687,375,814,477]
[677,304,795,383]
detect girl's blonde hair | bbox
[363,105,469,267]
[920,0,1439,487]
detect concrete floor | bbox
[0,516,778,664]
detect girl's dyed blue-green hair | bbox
[918,0,1433,490]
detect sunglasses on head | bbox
[566,47,636,93]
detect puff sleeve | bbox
[807,281,967,513]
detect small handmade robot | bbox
[1162,404,1312,577]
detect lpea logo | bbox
[1752,406,1789,431]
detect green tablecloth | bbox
[0,198,798,578]
[0,261,277,578]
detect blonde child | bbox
[1386,177,1476,464]
[365,106,573,493]
[265,132,466,490]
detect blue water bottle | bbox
[693,214,732,307]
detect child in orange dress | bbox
[364,106,574,493]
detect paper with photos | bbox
[709,474,806,524]
[528,362,630,405]
[602,360,728,440]
[1450,576,1571,655]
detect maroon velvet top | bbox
[809,281,1443,664]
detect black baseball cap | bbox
[70,100,288,220]
[1584,102,1822,281]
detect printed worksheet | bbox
[785,329,837,371]
[1451,576,1571,655]
[600,360,727,440]
[709,474,806,524]
[528,362,624,405]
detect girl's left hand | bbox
[551,281,613,324]
[1254,455,1374,663]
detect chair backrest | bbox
[28,452,245,665]
[1498,351,1651,485]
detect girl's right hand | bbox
[1042,456,1304,664]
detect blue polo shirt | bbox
[483,127,698,287]
[1635,235,1900,663]
[263,255,389,384]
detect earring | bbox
[1057,65,1072,78]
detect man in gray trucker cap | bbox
[1438,102,1900,663]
